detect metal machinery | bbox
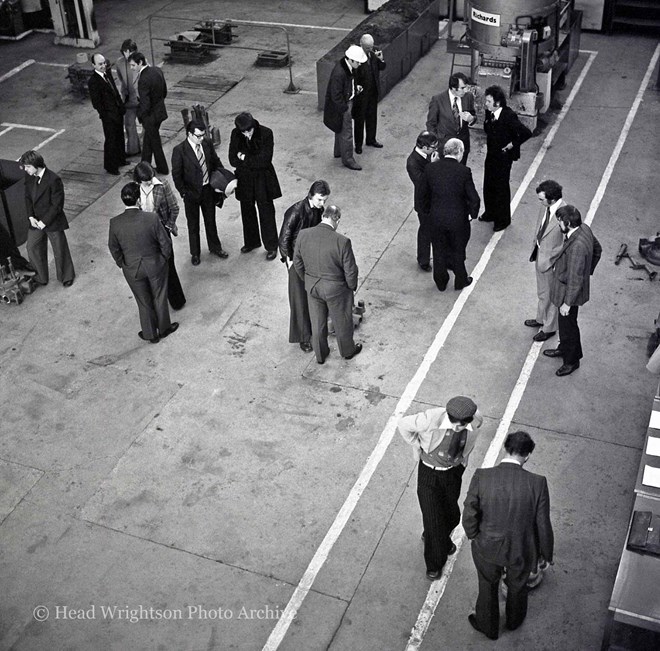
[465,0,582,129]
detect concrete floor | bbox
[1,1,660,650]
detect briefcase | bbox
[627,510,660,555]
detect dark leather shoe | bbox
[299,342,313,353]
[63,279,74,287]
[241,245,259,253]
[543,348,563,358]
[354,146,362,154]
[210,248,229,259]
[344,343,363,359]
[436,284,447,292]
[191,255,200,266]
[317,357,325,365]
[493,224,509,232]
[468,613,498,640]
[366,140,383,148]
[344,161,362,171]
[266,250,277,261]
[138,331,160,344]
[33,278,48,286]
[426,570,440,580]
[419,263,432,272]
[447,542,457,555]
[524,319,543,328]
[478,213,493,222]
[556,361,580,376]
[161,322,179,338]
[334,153,341,158]
[533,330,556,342]
[455,277,473,290]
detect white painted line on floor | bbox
[406,44,658,650]
[583,41,660,227]
[263,47,600,651]
[1,122,59,133]
[0,125,14,137]
[34,129,66,151]
[405,51,597,651]
[0,59,35,83]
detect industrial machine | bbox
[464,0,582,129]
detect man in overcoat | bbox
[229,112,282,260]
[323,45,367,171]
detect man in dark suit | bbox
[129,52,169,175]
[108,182,178,344]
[229,112,282,260]
[406,131,439,272]
[463,430,554,641]
[19,150,75,287]
[88,53,126,176]
[171,119,228,266]
[278,179,331,353]
[421,138,480,291]
[293,205,362,364]
[426,72,477,165]
[353,33,386,154]
[323,45,367,171]
[543,205,601,376]
[480,85,532,232]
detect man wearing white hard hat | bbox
[323,44,367,171]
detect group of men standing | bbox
[88,46,168,177]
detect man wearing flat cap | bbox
[398,396,483,580]
[323,44,368,171]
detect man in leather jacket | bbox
[278,180,331,353]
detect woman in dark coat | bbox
[228,112,282,260]
[134,162,185,310]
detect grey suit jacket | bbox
[532,200,565,273]
[463,462,554,573]
[293,223,358,292]
[426,90,476,152]
[108,208,172,279]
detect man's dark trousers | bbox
[184,185,221,257]
[240,199,278,252]
[101,118,126,173]
[430,225,470,290]
[472,544,530,638]
[416,210,431,268]
[483,155,512,229]
[558,305,582,364]
[142,115,168,174]
[417,462,464,572]
[354,90,378,149]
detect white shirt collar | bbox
[548,199,563,217]
[188,135,201,148]
[492,106,503,120]
[440,414,473,432]
[414,146,427,159]
[95,69,107,78]
[566,226,579,239]
[501,458,522,465]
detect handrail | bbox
[147,14,299,93]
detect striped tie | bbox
[196,144,209,185]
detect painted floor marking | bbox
[406,43,659,650]
[0,123,66,154]
[264,48,600,651]
[0,59,35,83]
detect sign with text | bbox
[471,8,501,27]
